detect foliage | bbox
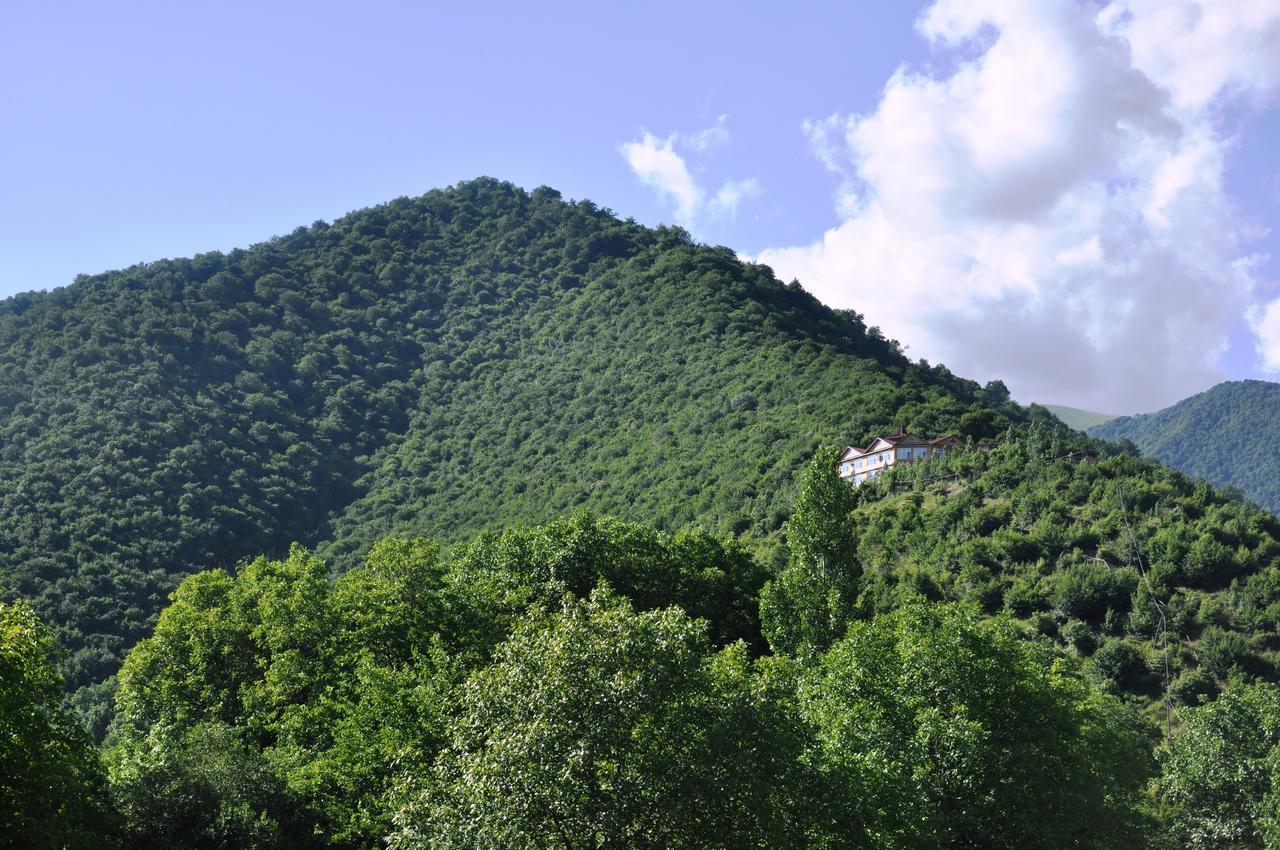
[107,514,773,848]
[389,588,808,850]
[1091,379,1280,514]
[0,178,1022,706]
[102,509,1169,849]
[107,721,302,850]
[799,603,1153,850]
[109,541,460,849]
[848,429,1280,711]
[1155,683,1280,849]
[445,512,769,653]
[760,445,861,657]
[0,600,115,849]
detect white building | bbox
[837,427,962,485]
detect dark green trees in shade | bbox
[0,600,115,850]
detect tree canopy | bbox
[0,600,114,849]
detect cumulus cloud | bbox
[757,0,1280,412]
[620,117,761,231]
[620,132,702,222]
[1249,297,1280,370]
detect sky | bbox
[2,0,1278,413]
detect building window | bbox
[898,448,910,459]
[934,448,945,458]
[915,447,927,458]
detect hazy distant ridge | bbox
[1090,380,1280,513]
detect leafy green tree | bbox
[800,603,1152,850]
[0,600,115,849]
[760,447,861,656]
[446,512,768,653]
[390,588,808,850]
[1156,683,1280,850]
[107,721,301,850]
[109,542,461,849]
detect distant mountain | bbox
[0,178,1025,692]
[1090,380,1280,513]
[1044,404,1119,431]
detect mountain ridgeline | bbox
[0,178,1023,692]
[1091,380,1280,514]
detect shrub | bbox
[1062,619,1097,655]
[1091,640,1147,690]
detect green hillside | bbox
[1045,403,1119,431]
[6,181,1280,849]
[1090,380,1280,514]
[0,178,1024,694]
[19,435,1280,849]
[848,435,1280,720]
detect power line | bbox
[1116,483,1175,741]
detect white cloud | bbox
[619,132,702,223]
[757,0,1280,412]
[710,178,762,220]
[1250,295,1280,370]
[1101,0,1280,110]
[620,118,761,231]
[686,114,731,154]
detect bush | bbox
[1156,684,1280,850]
[1091,640,1147,690]
[1169,667,1217,707]
[1053,563,1139,622]
[1198,627,1256,680]
[1062,619,1097,655]
[801,603,1151,850]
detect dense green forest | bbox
[0,179,1022,708]
[1091,380,1280,514]
[9,444,1280,848]
[5,180,1280,848]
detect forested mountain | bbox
[0,178,1024,696]
[1045,403,1118,431]
[7,179,1280,849]
[1091,380,1280,514]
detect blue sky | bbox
[2,0,1278,412]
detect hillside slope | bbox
[848,435,1280,723]
[1090,380,1280,514]
[0,179,1024,689]
[1045,404,1119,431]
